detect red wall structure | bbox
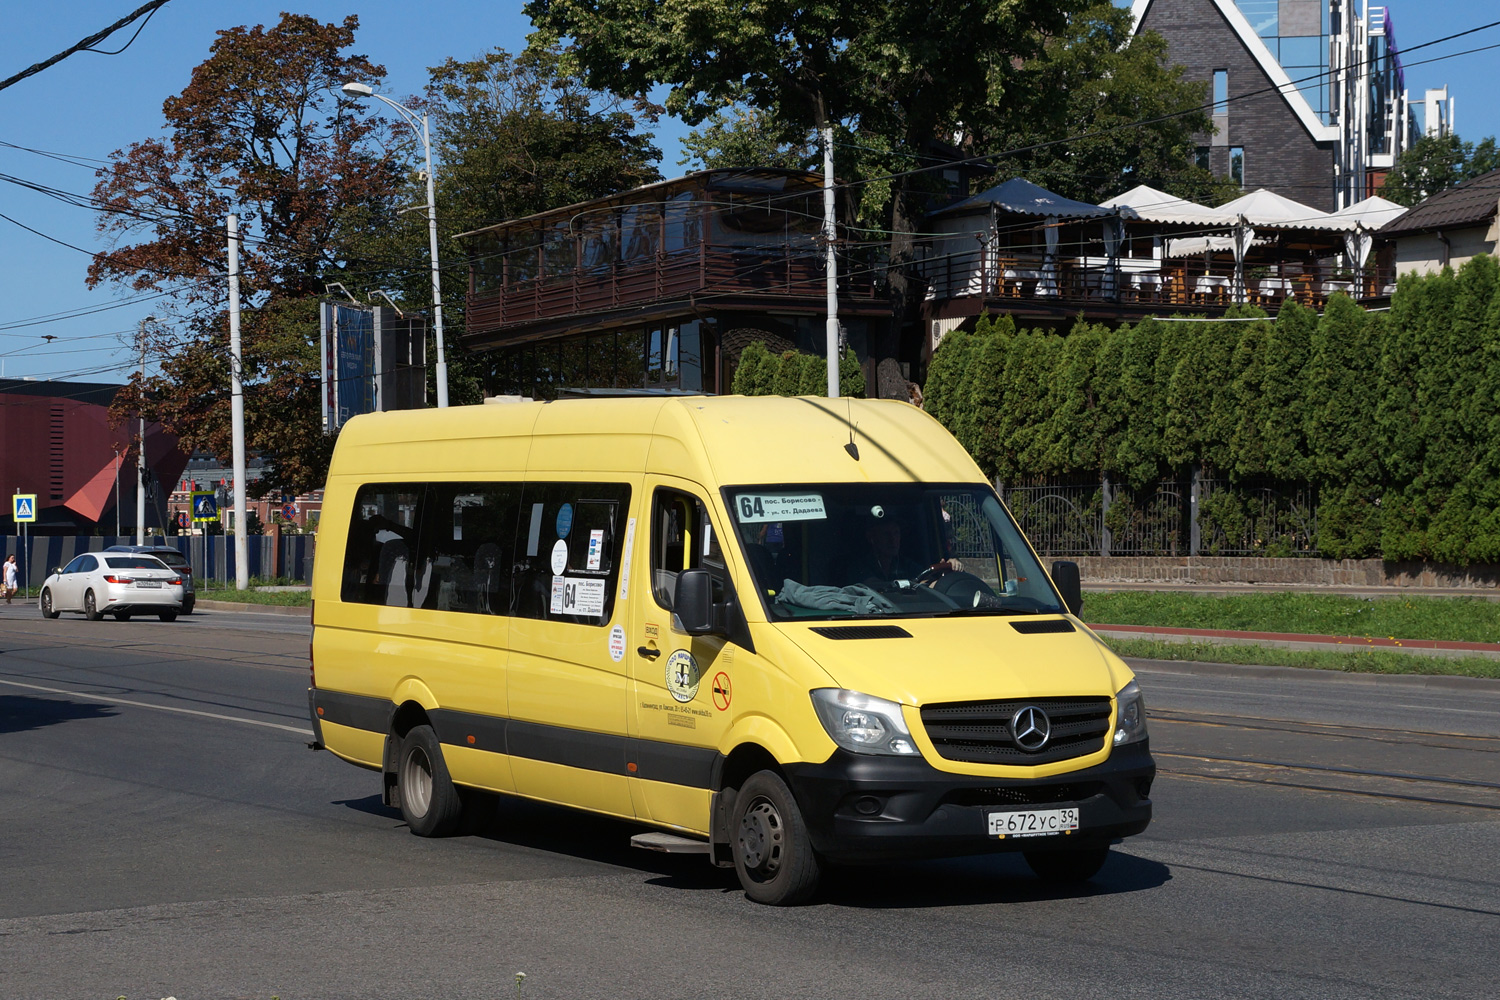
[0,379,188,533]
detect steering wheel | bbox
[928,571,996,606]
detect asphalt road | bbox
[2,605,1497,1000]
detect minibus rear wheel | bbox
[732,770,821,905]
[1024,845,1110,884]
[397,725,464,837]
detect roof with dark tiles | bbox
[1378,169,1500,237]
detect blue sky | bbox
[2,0,1496,383]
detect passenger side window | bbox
[512,482,631,625]
[63,555,88,574]
[412,483,522,614]
[78,555,98,573]
[342,485,423,606]
[651,488,727,611]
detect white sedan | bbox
[39,553,185,622]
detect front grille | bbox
[920,696,1111,765]
[942,782,1102,808]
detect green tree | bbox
[1305,295,1381,557]
[525,0,1095,389]
[969,5,1220,205]
[1227,313,1272,480]
[1259,300,1316,482]
[680,98,817,170]
[93,13,401,495]
[1111,318,1166,486]
[953,315,1016,476]
[374,43,664,401]
[1380,132,1500,207]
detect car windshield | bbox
[724,483,1063,621]
[104,557,169,570]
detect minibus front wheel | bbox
[732,770,821,906]
[397,725,464,837]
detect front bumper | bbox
[784,741,1154,863]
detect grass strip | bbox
[1085,590,1500,644]
[197,579,311,607]
[1106,637,1500,680]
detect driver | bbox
[845,515,957,586]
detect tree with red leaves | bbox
[92,13,403,496]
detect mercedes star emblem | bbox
[1010,705,1052,751]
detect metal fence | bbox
[1000,476,1319,558]
[1,534,316,594]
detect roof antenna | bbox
[843,396,859,460]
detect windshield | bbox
[725,483,1063,621]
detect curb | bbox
[1091,623,1500,661]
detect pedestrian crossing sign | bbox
[13,494,37,523]
[191,491,219,523]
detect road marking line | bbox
[0,677,313,735]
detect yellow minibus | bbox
[309,394,1152,904]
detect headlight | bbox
[810,689,919,756]
[1113,679,1148,746]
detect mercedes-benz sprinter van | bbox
[308,395,1153,905]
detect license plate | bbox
[987,807,1080,839]
[136,580,162,589]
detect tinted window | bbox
[104,557,170,570]
[413,482,522,614]
[513,482,631,625]
[342,482,522,614]
[342,486,423,606]
[148,550,188,567]
[62,555,89,574]
[78,555,98,573]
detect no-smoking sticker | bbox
[712,671,732,712]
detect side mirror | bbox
[1050,560,1083,618]
[51,567,61,576]
[673,568,723,636]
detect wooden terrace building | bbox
[458,169,889,397]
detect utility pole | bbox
[229,214,249,590]
[823,125,839,399]
[136,314,153,546]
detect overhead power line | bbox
[0,1,171,94]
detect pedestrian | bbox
[3,553,17,604]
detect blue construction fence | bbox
[1,535,316,594]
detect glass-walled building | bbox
[1133,1,1454,208]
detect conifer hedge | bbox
[915,256,1500,564]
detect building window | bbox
[1213,70,1229,115]
[1194,147,1211,171]
[1229,147,1245,186]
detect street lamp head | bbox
[341,81,374,99]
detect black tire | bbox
[183,596,195,615]
[397,725,464,837]
[731,770,821,905]
[40,588,59,619]
[158,611,178,622]
[83,590,102,621]
[115,611,132,622]
[1024,845,1110,884]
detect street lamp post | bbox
[341,81,448,408]
[137,314,155,546]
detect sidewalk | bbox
[1089,622,1500,660]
